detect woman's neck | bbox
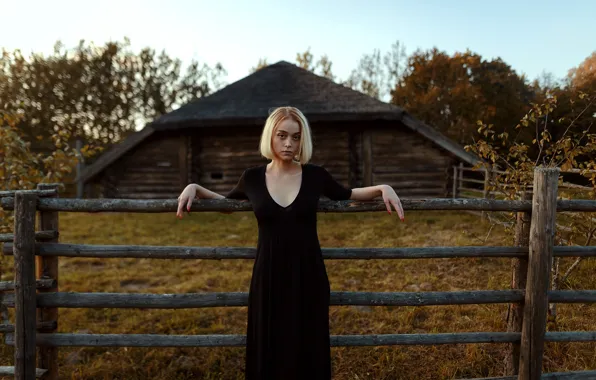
[267,159,302,176]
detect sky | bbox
[1,0,594,90]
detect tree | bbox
[0,38,227,151]
[250,58,269,73]
[345,40,407,100]
[465,90,596,338]
[391,48,534,145]
[0,111,100,232]
[250,48,335,80]
[568,51,596,89]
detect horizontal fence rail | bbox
[4,243,596,259]
[3,197,596,213]
[0,279,56,291]
[3,331,596,348]
[0,231,58,243]
[1,290,526,308]
[0,189,58,198]
[2,290,595,309]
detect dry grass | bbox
[1,210,595,379]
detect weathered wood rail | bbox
[1,167,596,380]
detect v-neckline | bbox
[263,164,305,209]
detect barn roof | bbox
[151,60,403,127]
[79,61,480,184]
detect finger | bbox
[384,198,391,214]
[186,196,193,212]
[389,199,402,220]
[176,201,183,219]
[395,199,405,221]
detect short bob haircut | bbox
[259,106,313,164]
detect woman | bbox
[176,106,404,379]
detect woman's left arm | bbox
[350,185,405,221]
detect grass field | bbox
[1,209,595,379]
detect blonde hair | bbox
[259,106,313,164]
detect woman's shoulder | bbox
[240,165,266,180]
[304,163,328,176]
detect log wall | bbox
[89,120,461,199]
[371,125,456,198]
[191,127,266,195]
[310,125,351,187]
[99,132,183,199]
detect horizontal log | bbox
[460,178,487,185]
[372,169,446,176]
[0,366,48,378]
[0,321,57,333]
[455,166,596,175]
[0,189,57,198]
[115,167,179,174]
[377,164,449,173]
[371,179,446,189]
[112,193,181,200]
[380,186,446,194]
[0,195,596,213]
[548,290,596,303]
[0,230,59,243]
[5,197,594,212]
[459,187,484,193]
[0,197,536,212]
[116,174,180,182]
[113,186,180,193]
[546,331,596,342]
[3,290,593,309]
[0,278,56,291]
[1,244,532,259]
[10,332,520,348]
[1,290,524,308]
[4,331,596,349]
[552,245,596,257]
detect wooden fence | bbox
[452,163,595,200]
[1,167,596,380]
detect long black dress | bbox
[226,163,352,380]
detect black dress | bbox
[226,163,352,380]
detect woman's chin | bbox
[275,154,296,162]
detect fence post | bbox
[13,192,38,380]
[505,191,530,375]
[518,166,559,380]
[452,165,458,198]
[36,184,60,379]
[481,166,492,220]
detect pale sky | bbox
[1,0,594,89]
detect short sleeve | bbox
[321,166,352,201]
[226,170,248,200]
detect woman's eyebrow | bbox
[276,129,300,135]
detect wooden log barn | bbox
[78,61,480,199]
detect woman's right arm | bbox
[177,170,248,218]
[176,183,224,219]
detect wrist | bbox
[193,184,202,197]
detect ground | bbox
[1,209,594,379]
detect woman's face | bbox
[272,118,301,162]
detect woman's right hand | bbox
[177,184,199,219]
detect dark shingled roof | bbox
[152,60,404,128]
[79,61,480,184]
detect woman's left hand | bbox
[381,185,404,221]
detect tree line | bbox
[0,37,594,164]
